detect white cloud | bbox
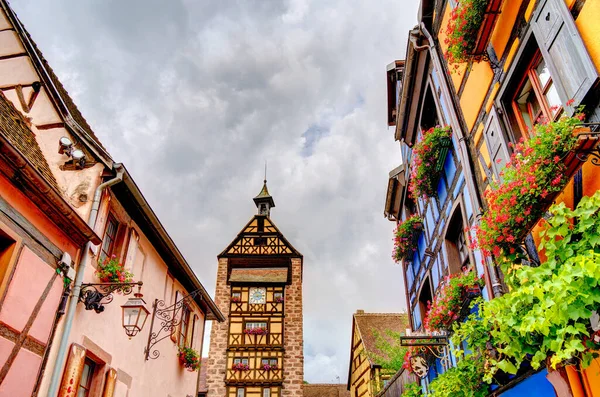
[14,0,417,383]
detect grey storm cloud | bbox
[14,0,417,383]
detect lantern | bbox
[121,294,150,338]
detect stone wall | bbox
[206,256,304,397]
[282,257,304,396]
[206,258,230,397]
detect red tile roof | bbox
[303,384,350,397]
[353,312,410,366]
[229,268,288,283]
[0,92,59,191]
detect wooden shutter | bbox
[102,368,118,397]
[483,106,511,180]
[531,0,598,113]
[189,314,198,348]
[171,291,180,342]
[58,344,87,397]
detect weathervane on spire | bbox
[254,161,275,217]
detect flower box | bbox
[96,255,134,284]
[178,347,200,372]
[444,0,489,65]
[475,115,592,258]
[274,296,284,303]
[393,216,424,263]
[425,271,481,332]
[243,327,268,335]
[232,363,250,371]
[231,296,242,303]
[262,364,278,371]
[470,0,504,57]
[409,126,452,199]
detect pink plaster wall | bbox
[0,247,57,333]
[0,345,43,396]
[0,174,78,258]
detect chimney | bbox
[356,309,364,314]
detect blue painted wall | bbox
[498,369,556,397]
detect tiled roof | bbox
[354,312,410,366]
[303,384,350,397]
[229,268,288,283]
[198,357,208,392]
[0,92,59,191]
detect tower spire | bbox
[253,171,275,217]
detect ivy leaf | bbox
[496,359,518,374]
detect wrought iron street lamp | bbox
[121,293,150,338]
[78,281,149,338]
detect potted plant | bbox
[393,216,423,263]
[424,271,481,332]
[474,111,589,258]
[232,362,250,371]
[96,255,134,283]
[243,327,268,335]
[178,347,200,371]
[444,0,489,66]
[231,296,242,303]
[274,296,284,303]
[409,126,453,199]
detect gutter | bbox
[46,164,125,397]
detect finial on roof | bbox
[253,171,275,217]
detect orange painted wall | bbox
[576,0,600,73]
[490,0,524,59]
[460,61,494,131]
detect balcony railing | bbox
[225,368,283,384]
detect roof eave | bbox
[0,134,101,246]
[117,167,224,322]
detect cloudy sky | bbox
[14,0,417,383]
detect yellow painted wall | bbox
[349,323,374,397]
[460,61,494,131]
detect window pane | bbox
[263,389,271,397]
[270,359,277,365]
[545,81,562,116]
[262,359,269,365]
[535,59,551,87]
[234,358,241,364]
[237,388,245,397]
[242,358,248,365]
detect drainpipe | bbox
[418,23,503,297]
[46,164,125,397]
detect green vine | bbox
[402,382,423,397]
[367,329,408,373]
[453,191,600,383]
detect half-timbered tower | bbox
[206,181,304,397]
